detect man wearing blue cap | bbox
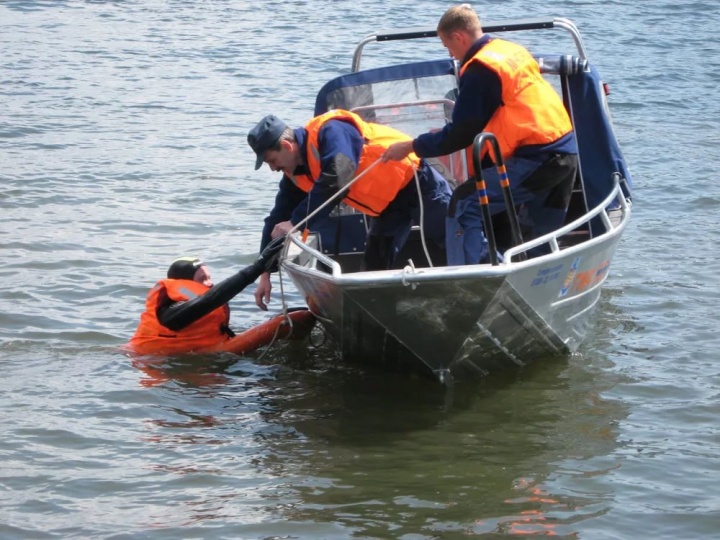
[247,110,452,311]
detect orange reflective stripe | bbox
[460,38,573,175]
[497,164,510,188]
[304,110,419,216]
[475,180,489,205]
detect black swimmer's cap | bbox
[167,257,204,281]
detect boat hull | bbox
[278,16,634,382]
[283,203,627,382]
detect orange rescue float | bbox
[126,308,316,357]
[207,308,316,356]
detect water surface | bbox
[2,0,720,538]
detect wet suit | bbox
[156,265,262,335]
[157,240,284,333]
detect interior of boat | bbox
[301,20,632,274]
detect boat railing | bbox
[471,132,526,265]
[286,232,343,277]
[352,17,588,72]
[283,172,630,277]
[502,173,630,262]
[282,158,386,271]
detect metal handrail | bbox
[282,176,630,279]
[352,17,588,72]
[503,177,629,261]
[471,132,526,265]
[284,158,383,241]
[286,232,343,277]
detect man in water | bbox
[383,3,578,263]
[129,237,284,355]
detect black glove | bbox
[255,236,286,273]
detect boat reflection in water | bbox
[125,296,632,536]
[247,347,629,537]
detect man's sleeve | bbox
[157,264,264,332]
[261,175,308,251]
[290,120,363,226]
[413,63,502,158]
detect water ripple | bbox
[1,0,720,538]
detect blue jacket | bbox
[413,35,576,168]
[260,120,363,250]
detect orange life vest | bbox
[460,38,573,175]
[286,171,315,193]
[303,110,421,216]
[129,279,231,355]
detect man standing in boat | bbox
[382,3,579,264]
[247,110,452,310]
[128,238,284,355]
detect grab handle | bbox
[472,133,526,264]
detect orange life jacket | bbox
[286,171,315,193]
[303,110,421,216]
[129,279,231,355]
[460,38,573,175]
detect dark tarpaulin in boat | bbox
[567,61,634,208]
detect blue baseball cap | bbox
[247,115,288,170]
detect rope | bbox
[412,164,434,268]
[288,156,435,268]
[257,155,434,359]
[255,264,293,362]
[257,159,385,359]
[287,157,384,237]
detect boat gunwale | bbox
[282,179,631,288]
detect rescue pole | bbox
[268,159,384,324]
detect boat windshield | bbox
[314,59,466,186]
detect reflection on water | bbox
[128,338,628,537]
[265,357,625,537]
[7,0,720,536]
[132,355,238,388]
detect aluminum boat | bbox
[278,18,633,382]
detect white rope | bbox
[263,154,434,358]
[262,158,385,357]
[288,156,435,269]
[255,264,292,362]
[412,164,434,268]
[253,161,390,361]
[287,157,384,237]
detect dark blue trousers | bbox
[446,153,578,265]
[364,161,452,270]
